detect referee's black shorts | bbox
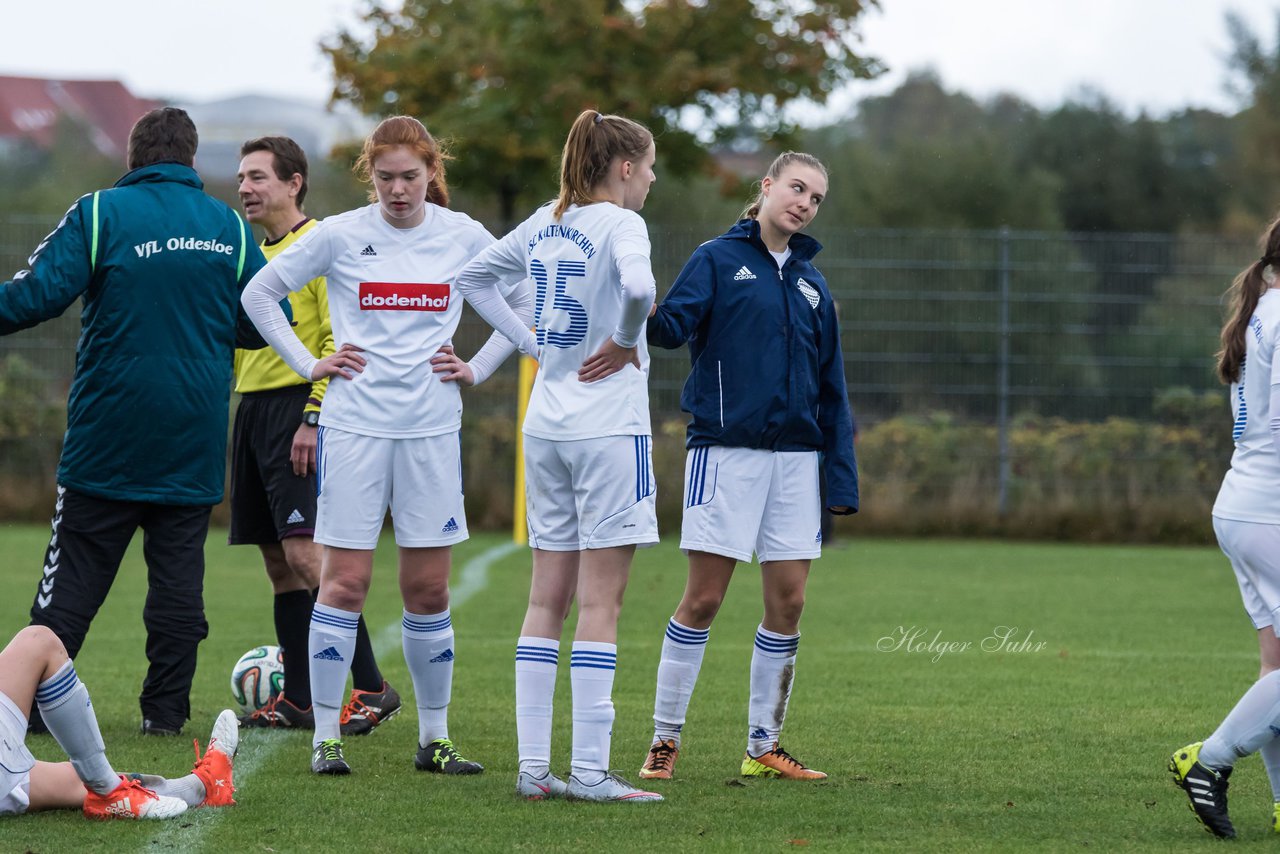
[229,385,317,545]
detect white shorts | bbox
[525,435,658,551]
[681,446,821,563]
[0,692,34,817]
[316,427,469,549]
[1214,515,1280,632]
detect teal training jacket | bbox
[0,162,270,505]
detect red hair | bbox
[354,116,451,207]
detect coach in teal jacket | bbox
[0,108,270,735]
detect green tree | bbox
[325,0,881,227]
[805,72,1061,230]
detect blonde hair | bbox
[553,109,652,220]
[740,151,828,220]
[354,116,451,207]
[1217,214,1280,384]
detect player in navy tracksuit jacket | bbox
[639,152,856,782]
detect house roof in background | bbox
[0,75,161,159]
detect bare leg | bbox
[574,546,634,644]
[672,551,736,630]
[760,559,810,635]
[0,625,67,718]
[521,549,578,639]
[26,761,88,812]
[398,546,452,614]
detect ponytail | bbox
[1217,215,1280,384]
[553,109,652,220]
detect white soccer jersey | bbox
[477,202,653,440]
[267,204,494,439]
[1215,289,1280,523]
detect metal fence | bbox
[0,213,1251,529]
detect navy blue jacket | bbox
[648,219,858,512]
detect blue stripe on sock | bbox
[571,651,617,670]
[312,610,359,630]
[515,645,559,665]
[665,621,709,645]
[35,665,78,704]
[754,632,799,654]
[403,614,451,633]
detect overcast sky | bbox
[0,1,1276,118]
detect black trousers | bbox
[28,485,211,728]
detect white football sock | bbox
[652,617,709,747]
[36,661,117,795]
[747,625,800,758]
[570,641,616,785]
[131,773,205,807]
[309,602,359,745]
[1262,739,1280,801]
[515,636,559,775]
[403,609,454,747]
[1201,669,1280,769]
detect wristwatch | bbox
[302,410,320,427]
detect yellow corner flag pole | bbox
[513,355,537,544]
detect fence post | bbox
[997,226,1011,518]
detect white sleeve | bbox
[455,229,539,356]
[612,252,656,348]
[467,278,535,386]
[242,264,319,380]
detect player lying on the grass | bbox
[1169,214,1280,840]
[0,626,238,820]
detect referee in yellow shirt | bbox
[231,137,399,734]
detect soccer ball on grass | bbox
[231,645,285,714]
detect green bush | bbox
[0,354,65,519]
[0,377,1236,543]
[852,404,1228,543]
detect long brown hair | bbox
[1217,216,1280,383]
[740,151,828,220]
[354,116,451,208]
[553,109,652,220]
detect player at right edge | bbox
[1170,215,1280,839]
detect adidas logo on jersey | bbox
[441,517,459,534]
[796,277,820,309]
[286,509,305,525]
[313,646,344,662]
[733,266,757,281]
[360,244,377,256]
[429,648,455,664]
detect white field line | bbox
[143,540,521,853]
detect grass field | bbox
[0,525,1270,851]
